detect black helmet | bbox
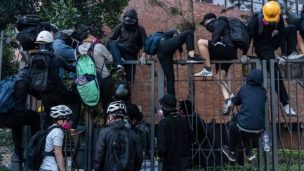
[114,82,131,101]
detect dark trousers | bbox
[97,75,114,113]
[255,45,290,105]
[41,88,81,129]
[0,109,40,158]
[157,30,195,95]
[229,122,260,155]
[281,25,297,55]
[108,40,137,83]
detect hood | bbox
[123,9,138,20]
[108,120,126,129]
[246,69,263,86]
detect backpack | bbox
[0,76,20,113]
[29,52,53,92]
[76,44,100,107]
[110,129,130,170]
[144,32,164,55]
[27,125,59,170]
[226,18,251,51]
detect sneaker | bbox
[194,68,213,77]
[245,151,256,161]
[222,98,233,115]
[283,104,296,115]
[287,52,304,60]
[187,54,204,63]
[222,145,236,162]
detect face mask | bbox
[61,120,72,130]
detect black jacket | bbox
[157,114,194,171]
[94,120,143,171]
[247,13,286,56]
[108,10,146,55]
[231,69,267,131]
[210,17,234,47]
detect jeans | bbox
[157,30,195,95]
[281,25,297,55]
[97,75,114,112]
[108,40,137,83]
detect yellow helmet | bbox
[263,1,281,22]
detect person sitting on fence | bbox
[107,9,147,82]
[194,13,238,115]
[157,94,194,171]
[40,105,73,171]
[94,101,143,171]
[247,1,296,115]
[0,68,40,163]
[29,30,81,130]
[222,69,266,162]
[77,25,114,112]
[155,29,204,95]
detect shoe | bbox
[194,68,213,77]
[283,104,296,115]
[222,145,236,162]
[245,152,256,161]
[187,54,204,63]
[287,52,304,60]
[222,98,233,115]
[116,65,125,78]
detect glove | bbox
[278,56,287,65]
[139,56,147,65]
[240,55,250,64]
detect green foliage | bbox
[0,129,13,148]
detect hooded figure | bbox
[123,9,138,31]
[231,69,267,131]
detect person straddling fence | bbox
[157,94,194,171]
[77,25,114,112]
[107,9,147,83]
[247,1,296,115]
[222,69,267,162]
[94,101,143,171]
[39,105,73,171]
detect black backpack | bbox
[29,51,53,92]
[109,129,130,170]
[27,125,59,170]
[226,18,251,51]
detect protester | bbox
[77,25,114,112]
[0,68,40,163]
[194,13,238,115]
[157,94,194,171]
[40,105,73,171]
[222,69,266,162]
[247,1,296,115]
[108,9,147,82]
[94,101,143,171]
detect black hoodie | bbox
[231,69,267,131]
[108,9,147,55]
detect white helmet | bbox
[107,101,127,116]
[36,30,53,44]
[50,105,72,119]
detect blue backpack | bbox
[144,32,164,55]
[0,76,20,113]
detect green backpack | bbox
[76,44,100,106]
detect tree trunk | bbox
[188,0,194,24]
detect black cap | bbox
[200,13,217,25]
[159,94,177,108]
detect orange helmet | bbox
[263,1,281,22]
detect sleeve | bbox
[273,16,286,54]
[52,129,64,147]
[138,26,147,49]
[94,44,113,63]
[133,133,143,171]
[212,20,226,42]
[108,24,122,41]
[247,15,259,36]
[57,44,76,62]
[58,56,76,72]
[157,120,167,158]
[231,90,242,106]
[94,130,106,171]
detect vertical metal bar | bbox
[270,59,279,171]
[150,61,155,171]
[157,62,165,100]
[296,0,299,15]
[88,111,93,171]
[0,31,4,80]
[187,64,195,106]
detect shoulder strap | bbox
[43,125,60,156]
[258,13,264,35]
